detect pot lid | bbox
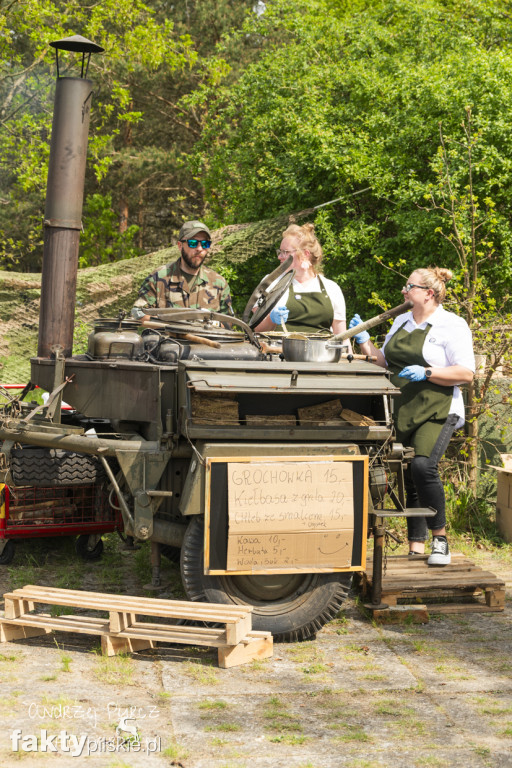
[247,270,295,329]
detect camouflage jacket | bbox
[137,259,232,314]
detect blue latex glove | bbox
[270,305,289,325]
[349,314,370,344]
[398,365,427,382]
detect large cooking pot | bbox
[88,319,144,360]
[282,334,348,363]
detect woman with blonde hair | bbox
[350,267,475,565]
[254,222,347,334]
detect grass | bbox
[183,660,219,686]
[157,691,171,701]
[199,699,228,711]
[433,662,475,680]
[0,693,23,715]
[0,651,20,662]
[268,734,308,745]
[302,663,330,675]
[96,547,125,590]
[332,724,371,743]
[263,695,303,737]
[374,699,415,718]
[330,614,350,634]
[205,723,241,732]
[50,604,75,617]
[7,561,40,589]
[162,741,189,761]
[92,652,134,685]
[473,695,512,717]
[286,644,324,664]
[244,657,269,672]
[133,542,153,584]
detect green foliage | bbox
[192,0,512,315]
[444,476,501,543]
[0,0,257,270]
[79,194,141,267]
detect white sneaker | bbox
[428,536,451,566]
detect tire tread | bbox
[180,516,351,642]
[11,447,105,487]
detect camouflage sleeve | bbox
[219,280,233,315]
[137,272,158,308]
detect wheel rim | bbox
[216,572,318,615]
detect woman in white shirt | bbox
[254,223,347,335]
[350,268,475,566]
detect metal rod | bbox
[0,424,159,457]
[371,523,386,607]
[99,456,135,533]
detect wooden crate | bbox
[0,585,272,669]
[362,553,506,619]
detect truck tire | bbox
[180,516,352,642]
[0,540,15,565]
[75,534,104,561]
[10,448,105,487]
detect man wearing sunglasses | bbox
[135,220,232,316]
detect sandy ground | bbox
[0,540,511,768]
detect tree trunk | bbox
[119,199,129,234]
[465,380,479,494]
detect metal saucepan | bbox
[282,335,348,363]
[281,300,414,363]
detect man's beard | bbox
[181,249,207,272]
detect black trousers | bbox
[405,413,459,542]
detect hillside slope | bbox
[0,216,290,383]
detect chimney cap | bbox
[50,35,104,54]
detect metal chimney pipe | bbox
[38,36,104,359]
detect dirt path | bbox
[0,537,511,768]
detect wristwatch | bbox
[425,368,433,378]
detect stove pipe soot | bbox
[38,35,104,358]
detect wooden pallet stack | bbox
[0,585,273,668]
[362,553,506,622]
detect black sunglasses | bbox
[182,239,211,249]
[404,283,429,291]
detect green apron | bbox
[385,322,454,456]
[285,275,334,333]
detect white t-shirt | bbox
[266,274,346,322]
[382,305,475,427]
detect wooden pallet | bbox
[0,585,273,668]
[361,553,506,621]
